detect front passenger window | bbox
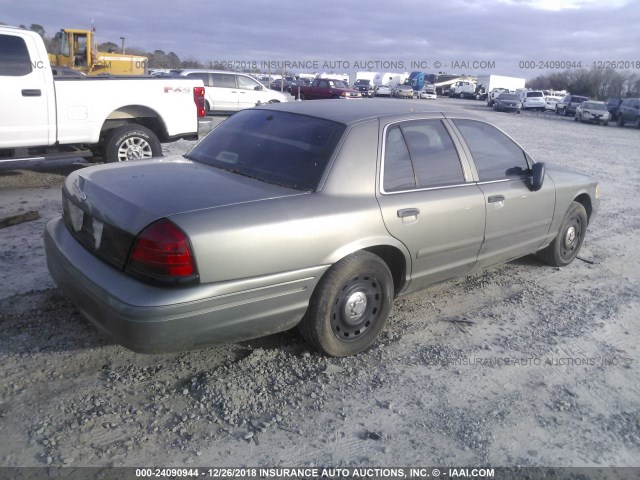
[237,75,260,90]
[453,120,529,182]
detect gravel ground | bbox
[0,99,638,471]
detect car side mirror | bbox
[530,162,546,191]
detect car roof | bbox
[254,99,448,124]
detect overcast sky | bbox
[1,0,639,78]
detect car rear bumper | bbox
[45,218,327,353]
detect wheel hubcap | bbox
[565,226,577,246]
[332,275,382,342]
[344,291,367,323]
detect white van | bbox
[170,69,289,113]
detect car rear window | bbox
[185,110,346,191]
[527,91,544,97]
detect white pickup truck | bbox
[0,25,206,163]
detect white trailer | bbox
[355,71,378,83]
[476,74,526,100]
[373,72,409,87]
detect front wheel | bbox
[103,124,162,163]
[538,201,588,267]
[299,251,394,357]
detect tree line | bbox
[526,68,640,100]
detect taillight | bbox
[126,219,198,285]
[193,86,206,118]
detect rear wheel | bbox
[617,115,624,127]
[538,201,588,267]
[299,251,394,357]
[103,124,162,163]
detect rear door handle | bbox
[488,195,505,203]
[22,89,41,97]
[397,208,420,218]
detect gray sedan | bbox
[45,100,600,357]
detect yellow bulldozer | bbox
[48,28,148,75]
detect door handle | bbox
[22,89,41,97]
[488,195,505,203]
[397,208,420,218]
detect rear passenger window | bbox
[211,73,236,88]
[383,125,416,192]
[383,120,464,192]
[453,119,529,182]
[0,34,32,76]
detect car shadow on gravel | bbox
[0,288,113,355]
[0,287,312,357]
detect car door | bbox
[376,119,486,292]
[450,119,555,272]
[0,32,53,148]
[236,74,266,109]
[210,72,239,111]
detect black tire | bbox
[331,95,340,99]
[103,124,162,163]
[205,101,211,114]
[555,106,560,115]
[603,121,608,126]
[538,201,588,267]
[634,117,640,129]
[299,251,394,357]
[617,115,624,127]
[299,93,306,100]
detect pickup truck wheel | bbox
[538,201,587,267]
[299,251,393,357]
[104,125,162,163]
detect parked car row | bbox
[487,88,640,129]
